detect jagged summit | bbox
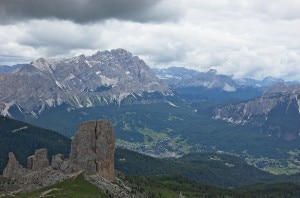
[0,49,170,117]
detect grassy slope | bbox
[14,174,107,198]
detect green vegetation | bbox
[244,151,300,175]
[115,148,273,187]
[0,116,71,172]
[126,175,234,198]
[236,182,300,198]
[14,100,300,173]
[20,101,300,164]
[137,127,168,146]
[2,109,300,197]
[15,174,107,198]
[126,175,300,198]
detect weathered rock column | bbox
[2,152,26,179]
[69,120,115,181]
[27,148,49,170]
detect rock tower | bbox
[69,120,115,181]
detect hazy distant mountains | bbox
[154,67,238,92]
[153,66,291,91]
[0,49,170,117]
[214,83,300,140]
[0,64,23,74]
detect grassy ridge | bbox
[14,174,106,198]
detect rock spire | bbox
[70,120,115,181]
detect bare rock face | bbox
[70,120,115,181]
[51,154,64,170]
[0,49,171,118]
[2,152,26,179]
[27,148,49,170]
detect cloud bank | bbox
[0,0,299,80]
[0,0,181,24]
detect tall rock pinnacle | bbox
[69,120,115,181]
[2,152,26,179]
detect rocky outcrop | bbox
[51,154,64,170]
[2,153,26,179]
[1,119,117,195]
[27,148,49,170]
[70,120,115,181]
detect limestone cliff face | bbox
[70,120,115,181]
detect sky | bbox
[0,0,299,80]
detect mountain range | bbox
[153,66,293,91]
[1,49,300,175]
[0,50,297,118]
[0,49,170,117]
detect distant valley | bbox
[1,49,300,175]
[1,117,300,197]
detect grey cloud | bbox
[0,0,180,24]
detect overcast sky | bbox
[0,0,299,80]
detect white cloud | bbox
[0,0,299,80]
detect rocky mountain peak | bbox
[91,48,132,61]
[0,49,171,116]
[30,58,54,73]
[78,54,86,60]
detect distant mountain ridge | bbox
[153,67,238,92]
[0,64,23,74]
[153,66,295,91]
[214,83,300,140]
[0,49,170,117]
